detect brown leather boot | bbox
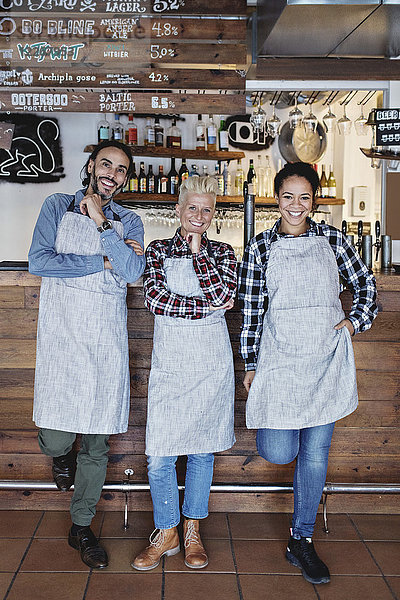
[131,527,180,571]
[183,519,208,569]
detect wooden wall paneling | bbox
[0,286,25,308]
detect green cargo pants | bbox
[38,428,109,527]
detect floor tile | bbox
[0,511,42,538]
[35,511,102,538]
[317,575,394,600]
[351,514,400,541]
[99,539,162,573]
[85,572,162,600]
[6,572,88,600]
[387,576,400,599]
[21,539,90,572]
[164,539,235,573]
[0,539,30,572]
[233,540,299,574]
[164,573,240,600]
[315,541,381,575]
[228,513,291,540]
[101,511,154,538]
[0,573,14,597]
[366,541,400,575]
[196,513,230,539]
[313,514,359,541]
[239,574,317,600]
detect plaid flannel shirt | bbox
[144,228,237,319]
[238,218,378,371]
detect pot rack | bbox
[250,89,377,108]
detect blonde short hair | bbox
[178,175,219,207]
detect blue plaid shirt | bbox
[238,218,378,371]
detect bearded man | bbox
[29,140,145,568]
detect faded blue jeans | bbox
[256,422,335,538]
[147,453,215,530]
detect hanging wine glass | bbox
[288,96,303,129]
[322,104,337,132]
[337,105,352,135]
[250,98,266,133]
[354,105,368,136]
[303,104,318,133]
[266,105,282,138]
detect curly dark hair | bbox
[80,140,134,188]
[274,162,321,210]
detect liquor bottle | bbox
[144,118,155,147]
[179,158,189,186]
[125,114,137,146]
[222,162,231,196]
[195,114,206,150]
[247,159,257,195]
[158,165,168,194]
[257,154,266,197]
[129,162,138,193]
[320,165,329,198]
[328,166,337,198]
[166,119,182,149]
[234,159,244,196]
[215,163,224,196]
[111,114,123,141]
[138,161,147,193]
[207,115,217,151]
[147,164,155,193]
[97,115,110,143]
[218,117,229,151]
[190,164,199,177]
[168,157,179,195]
[202,165,208,176]
[265,155,274,198]
[123,177,130,193]
[154,117,164,147]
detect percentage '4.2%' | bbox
[150,44,177,59]
[152,22,179,37]
[151,96,176,109]
[149,73,170,82]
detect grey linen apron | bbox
[246,235,358,429]
[145,240,235,456]
[33,201,130,434]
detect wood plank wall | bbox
[0,272,399,514]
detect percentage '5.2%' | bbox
[151,96,176,109]
[150,45,177,59]
[152,22,179,37]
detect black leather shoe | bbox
[286,534,330,584]
[68,526,108,569]
[52,449,76,491]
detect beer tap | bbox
[373,220,381,262]
[356,220,363,254]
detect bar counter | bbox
[0,270,399,514]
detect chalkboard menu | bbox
[375,109,400,146]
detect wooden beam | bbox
[256,58,400,81]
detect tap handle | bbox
[358,220,363,239]
[341,220,347,236]
[243,181,248,199]
[375,220,381,239]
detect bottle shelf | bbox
[116,193,345,207]
[84,145,245,161]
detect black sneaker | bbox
[286,535,330,584]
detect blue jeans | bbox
[147,453,215,530]
[256,422,335,538]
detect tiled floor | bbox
[0,511,399,600]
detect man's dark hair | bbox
[80,140,134,187]
[274,162,321,210]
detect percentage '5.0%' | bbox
[150,45,176,59]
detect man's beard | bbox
[90,167,124,201]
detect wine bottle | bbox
[195,114,206,150]
[138,161,147,193]
[144,118,155,147]
[328,166,337,198]
[179,158,189,186]
[234,159,244,196]
[111,114,123,141]
[202,165,209,176]
[129,162,138,193]
[247,159,257,195]
[207,115,217,151]
[190,164,199,177]
[97,115,110,143]
[166,119,182,149]
[125,113,137,146]
[222,162,231,196]
[215,163,224,195]
[257,154,266,197]
[147,164,155,193]
[218,117,229,151]
[154,117,164,147]
[168,157,179,195]
[158,165,168,194]
[265,155,274,198]
[320,165,329,198]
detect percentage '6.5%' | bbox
[151,96,176,109]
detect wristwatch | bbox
[97,220,113,233]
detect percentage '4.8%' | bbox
[151,96,176,109]
[152,22,179,37]
[150,44,177,59]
